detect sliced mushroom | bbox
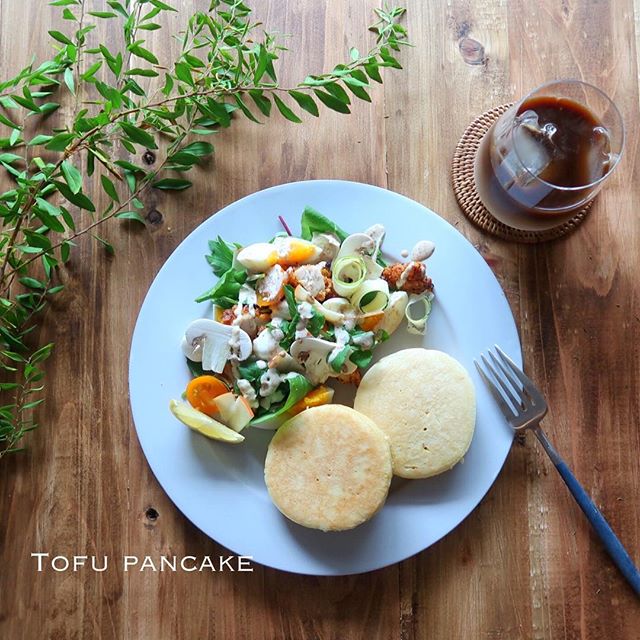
[184,319,252,373]
[311,232,341,262]
[268,350,305,374]
[290,336,356,385]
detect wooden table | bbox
[1,1,639,638]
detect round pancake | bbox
[354,348,476,479]
[264,405,392,531]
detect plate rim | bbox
[129,179,522,575]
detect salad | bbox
[170,207,436,441]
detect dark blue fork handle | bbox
[533,425,640,597]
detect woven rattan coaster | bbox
[451,103,593,243]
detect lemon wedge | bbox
[169,400,245,444]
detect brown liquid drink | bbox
[474,81,623,231]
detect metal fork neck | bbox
[532,424,562,466]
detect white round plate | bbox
[129,180,521,576]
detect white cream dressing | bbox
[400,249,409,258]
[411,240,435,262]
[259,368,283,397]
[236,379,258,408]
[252,328,281,360]
[352,331,374,349]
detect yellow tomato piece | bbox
[358,311,384,331]
[289,386,335,416]
[186,375,229,417]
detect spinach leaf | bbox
[237,361,264,383]
[205,236,239,277]
[195,267,247,306]
[300,206,348,242]
[186,357,204,378]
[283,284,297,317]
[350,349,373,369]
[250,373,313,425]
[329,345,352,373]
[307,309,325,337]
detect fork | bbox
[475,346,640,597]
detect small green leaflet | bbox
[288,90,319,117]
[195,268,247,307]
[100,175,120,202]
[61,160,82,194]
[329,345,352,373]
[116,211,146,224]
[299,206,348,242]
[120,122,157,149]
[152,178,192,191]
[206,236,237,277]
[249,374,314,425]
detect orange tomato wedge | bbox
[358,311,384,331]
[186,375,229,417]
[289,386,335,416]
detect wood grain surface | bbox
[1,1,639,638]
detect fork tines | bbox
[474,346,547,429]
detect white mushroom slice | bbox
[181,336,203,362]
[294,285,344,324]
[363,255,383,280]
[377,291,409,335]
[290,337,356,384]
[184,319,252,373]
[268,350,305,373]
[322,297,354,314]
[335,233,375,263]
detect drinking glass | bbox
[474,80,624,231]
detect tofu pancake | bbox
[354,349,476,479]
[264,405,392,531]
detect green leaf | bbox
[324,82,351,104]
[93,234,115,255]
[283,284,298,317]
[149,0,177,11]
[206,236,237,277]
[313,89,350,114]
[100,175,119,202]
[28,134,54,146]
[19,277,46,290]
[307,310,325,337]
[254,44,270,83]
[89,10,117,18]
[249,374,313,426]
[61,160,82,194]
[45,132,75,151]
[120,122,157,149]
[329,345,352,373]
[288,90,319,117]
[364,62,383,83]
[128,44,159,65]
[344,81,371,102]
[64,67,75,95]
[248,89,271,117]
[54,181,96,211]
[273,95,302,123]
[181,141,214,157]
[34,198,66,232]
[81,60,103,81]
[300,206,348,242]
[349,349,373,368]
[350,47,360,61]
[116,211,146,224]
[0,112,18,129]
[195,268,247,306]
[125,68,159,77]
[174,62,193,85]
[233,94,261,123]
[48,30,74,45]
[152,178,192,191]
